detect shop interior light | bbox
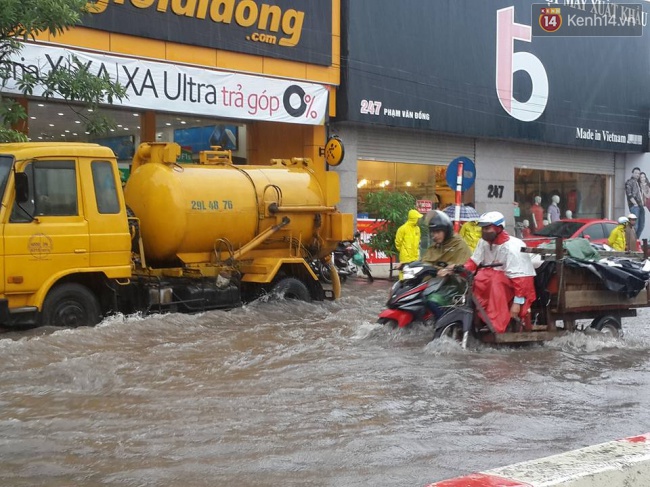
[384,180,390,186]
[74,120,81,124]
[58,113,64,116]
[37,103,44,107]
[357,179,368,188]
[406,181,412,187]
[48,123,54,127]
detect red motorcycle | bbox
[377,261,444,328]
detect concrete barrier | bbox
[426,433,650,487]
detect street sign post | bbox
[445,156,477,232]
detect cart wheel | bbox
[589,315,623,338]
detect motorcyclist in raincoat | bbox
[465,211,536,333]
[422,211,472,267]
[421,210,472,317]
[395,209,423,267]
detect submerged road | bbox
[1,277,649,486]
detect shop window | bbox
[10,161,77,222]
[27,101,142,147]
[515,168,607,229]
[157,114,247,164]
[357,160,454,217]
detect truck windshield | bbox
[0,156,14,201]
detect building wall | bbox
[332,124,619,233]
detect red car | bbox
[523,218,621,248]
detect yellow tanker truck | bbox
[0,140,352,327]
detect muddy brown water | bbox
[1,278,649,486]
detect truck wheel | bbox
[272,278,312,302]
[42,283,101,327]
[433,322,463,341]
[589,315,622,338]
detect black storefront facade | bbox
[332,0,650,238]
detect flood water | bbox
[1,278,650,487]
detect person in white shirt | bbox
[464,211,536,333]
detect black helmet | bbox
[428,210,453,241]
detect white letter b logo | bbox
[496,7,548,122]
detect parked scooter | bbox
[317,233,373,283]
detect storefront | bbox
[3,0,340,172]
[333,0,649,232]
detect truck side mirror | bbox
[14,172,29,203]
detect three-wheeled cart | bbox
[476,242,650,345]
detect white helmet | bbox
[478,211,506,228]
[618,216,629,225]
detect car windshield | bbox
[0,156,14,202]
[532,221,583,238]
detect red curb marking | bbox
[425,473,533,487]
[625,433,650,443]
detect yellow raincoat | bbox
[608,224,626,251]
[459,220,482,252]
[395,209,423,263]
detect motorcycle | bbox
[430,262,525,348]
[377,261,456,329]
[378,262,504,346]
[316,235,373,283]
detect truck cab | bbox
[0,143,131,327]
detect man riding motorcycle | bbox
[421,211,472,317]
[465,211,536,333]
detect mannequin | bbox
[521,219,532,238]
[531,195,544,231]
[564,210,573,220]
[547,195,561,223]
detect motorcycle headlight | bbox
[403,266,423,280]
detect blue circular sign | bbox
[445,156,476,192]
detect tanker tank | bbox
[124,143,340,264]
